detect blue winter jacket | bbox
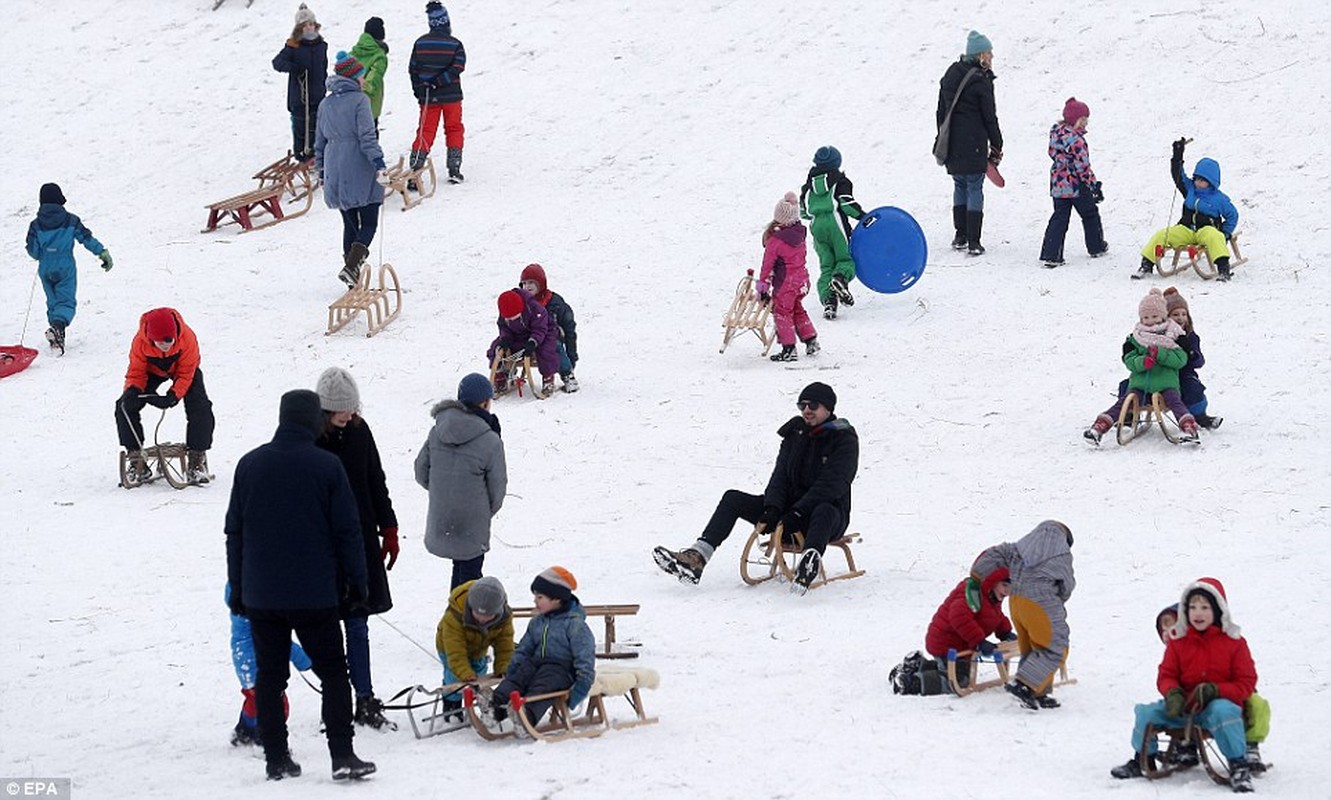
[1173,156,1238,237]
[26,204,105,326]
[314,75,386,210]
[226,584,311,688]
[408,25,466,104]
[507,598,597,709]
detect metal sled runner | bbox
[739,523,865,590]
[720,269,776,356]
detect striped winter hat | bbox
[334,51,366,80]
[531,566,578,604]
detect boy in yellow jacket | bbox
[435,577,514,718]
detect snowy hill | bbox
[3,1,1330,797]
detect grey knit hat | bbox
[466,576,508,618]
[317,367,360,412]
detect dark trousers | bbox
[450,555,484,590]
[115,368,216,452]
[340,204,381,256]
[494,659,574,725]
[250,607,354,762]
[290,104,319,161]
[1039,192,1105,261]
[701,489,848,554]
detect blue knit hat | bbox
[966,30,993,56]
[426,1,449,27]
[457,372,494,406]
[812,146,841,170]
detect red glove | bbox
[380,527,400,570]
[1144,345,1158,370]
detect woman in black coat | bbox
[937,30,1003,255]
[272,4,329,161]
[316,367,399,729]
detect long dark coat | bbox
[318,418,397,616]
[937,58,1003,176]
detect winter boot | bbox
[1083,414,1113,445]
[1195,413,1223,430]
[1035,693,1061,709]
[541,374,556,397]
[231,720,260,747]
[1245,743,1266,773]
[1131,256,1154,280]
[339,242,370,287]
[124,451,153,485]
[331,753,377,781]
[950,205,968,250]
[822,295,838,320]
[46,324,66,355]
[266,752,302,781]
[440,698,464,723]
[1109,754,1150,779]
[1042,258,1064,268]
[1171,740,1200,767]
[831,274,855,306]
[965,210,985,255]
[804,337,820,356]
[1227,757,1253,793]
[1215,256,1232,282]
[409,149,428,172]
[1090,242,1110,258]
[792,548,822,593]
[770,344,798,362]
[1005,680,1041,710]
[446,147,464,183]
[560,372,579,393]
[1178,414,1200,440]
[187,451,210,484]
[354,694,393,730]
[652,546,706,585]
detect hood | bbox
[351,30,387,57]
[35,204,71,229]
[1192,158,1222,188]
[773,223,806,246]
[326,74,363,95]
[1169,576,1241,640]
[519,263,548,294]
[429,400,495,446]
[1014,520,1073,569]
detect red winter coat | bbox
[123,308,202,397]
[925,568,1013,659]
[1157,624,1257,706]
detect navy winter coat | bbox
[408,24,466,104]
[225,423,367,611]
[764,415,859,526]
[937,58,1003,176]
[314,75,386,210]
[272,36,328,114]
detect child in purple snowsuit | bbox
[759,191,819,363]
[487,288,558,395]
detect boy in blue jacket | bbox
[25,183,112,354]
[490,566,596,730]
[1134,138,1240,282]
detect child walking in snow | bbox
[1038,97,1108,267]
[272,4,328,162]
[435,576,514,718]
[1134,138,1240,282]
[760,192,819,362]
[1117,287,1222,430]
[518,264,579,392]
[487,288,559,396]
[1084,288,1198,444]
[25,183,112,354]
[1109,578,1259,792]
[800,147,865,320]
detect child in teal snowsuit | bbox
[24,183,111,353]
[799,146,865,320]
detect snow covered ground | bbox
[3,1,1330,797]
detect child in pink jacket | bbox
[758,192,819,362]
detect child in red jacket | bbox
[1110,577,1258,792]
[925,566,1016,692]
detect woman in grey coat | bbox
[970,520,1074,710]
[415,373,507,590]
[314,51,387,288]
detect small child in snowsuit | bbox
[435,576,515,719]
[25,183,112,354]
[970,520,1075,710]
[488,288,559,396]
[1109,578,1259,792]
[800,146,865,320]
[490,567,596,729]
[760,192,819,362]
[924,565,1017,690]
[1117,287,1221,430]
[1134,138,1240,282]
[1085,288,1198,444]
[226,583,312,747]
[1038,97,1108,267]
[518,264,579,392]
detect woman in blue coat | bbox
[315,52,387,288]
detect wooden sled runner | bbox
[1116,391,1197,446]
[202,152,316,233]
[383,155,437,211]
[1155,231,1247,281]
[720,269,776,356]
[739,524,865,590]
[512,604,641,660]
[326,263,402,338]
[1138,720,1259,786]
[464,667,660,743]
[947,640,1075,697]
[489,350,547,399]
[119,442,193,490]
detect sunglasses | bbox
[797,400,821,411]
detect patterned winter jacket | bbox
[1122,334,1188,394]
[925,567,1013,659]
[435,580,515,680]
[1172,156,1238,237]
[122,308,203,398]
[800,168,865,239]
[1047,122,1097,199]
[1158,624,1257,706]
[507,598,597,709]
[408,23,466,104]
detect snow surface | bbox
[4,1,1331,797]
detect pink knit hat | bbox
[1138,288,1167,322]
[773,191,800,226]
[1062,97,1090,126]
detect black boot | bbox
[1132,256,1154,280]
[446,147,464,183]
[966,210,985,255]
[339,242,370,287]
[1215,256,1232,282]
[770,344,798,362]
[951,205,967,250]
[331,753,377,781]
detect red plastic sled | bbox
[0,345,38,379]
[986,162,1006,188]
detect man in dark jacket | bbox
[937,30,1003,255]
[408,1,467,181]
[653,382,859,590]
[224,390,374,782]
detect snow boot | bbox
[1083,414,1113,445]
[1228,757,1253,793]
[831,274,854,306]
[1132,256,1154,280]
[541,375,556,397]
[440,698,464,723]
[792,548,822,594]
[1171,740,1200,767]
[950,205,968,250]
[231,720,260,747]
[1035,693,1061,709]
[560,372,579,393]
[804,337,820,356]
[45,324,66,355]
[339,242,370,287]
[1245,743,1266,773]
[1178,414,1200,441]
[1005,680,1041,710]
[822,296,838,320]
[446,147,464,183]
[1042,258,1064,268]
[965,210,985,256]
[124,451,153,485]
[331,753,377,781]
[770,344,798,362]
[354,694,394,730]
[652,546,705,585]
[187,450,210,484]
[1089,242,1110,258]
[409,149,428,172]
[1196,413,1223,430]
[266,752,302,781]
[1216,256,1232,282]
[1110,754,1150,779]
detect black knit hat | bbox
[364,16,385,41]
[39,183,66,206]
[279,389,325,438]
[798,382,836,413]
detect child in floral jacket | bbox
[1038,98,1107,267]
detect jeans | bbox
[344,616,372,697]
[450,555,484,590]
[952,173,985,212]
[340,204,381,256]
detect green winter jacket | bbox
[349,32,388,119]
[1123,335,1188,393]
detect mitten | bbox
[976,639,997,657]
[757,506,782,533]
[380,526,400,570]
[1188,682,1219,712]
[1171,137,1188,158]
[99,250,114,271]
[1144,345,1158,370]
[1090,181,1104,203]
[780,508,805,536]
[523,338,537,357]
[754,279,770,300]
[1164,687,1186,718]
[375,170,390,187]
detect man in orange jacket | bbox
[115,308,215,484]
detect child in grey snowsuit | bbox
[970,520,1075,709]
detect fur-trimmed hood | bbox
[1169,576,1241,640]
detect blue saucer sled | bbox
[849,206,927,294]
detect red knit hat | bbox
[1062,97,1090,126]
[144,308,177,342]
[497,290,524,319]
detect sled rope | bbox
[376,614,443,664]
[19,269,40,346]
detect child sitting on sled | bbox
[25,182,112,354]
[435,576,514,718]
[1133,138,1239,282]
[489,567,596,729]
[1084,288,1197,444]
[760,191,819,362]
[518,264,579,392]
[1109,578,1259,792]
[487,288,558,396]
[924,565,1017,690]
[1116,287,1222,430]
[225,583,311,747]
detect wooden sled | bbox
[949,640,1075,697]
[1154,231,1247,281]
[489,349,548,399]
[326,263,402,338]
[720,269,776,356]
[1139,721,1232,785]
[512,604,640,660]
[119,442,192,490]
[739,524,865,590]
[202,152,316,233]
[389,682,472,739]
[383,155,437,211]
[464,667,660,743]
[1116,391,1197,446]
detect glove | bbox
[144,391,178,409]
[523,338,537,357]
[163,391,180,408]
[1164,687,1186,719]
[780,508,805,536]
[228,586,247,617]
[99,250,113,271]
[1172,137,1188,158]
[1000,630,1019,642]
[987,147,1003,165]
[757,506,783,533]
[379,527,400,571]
[375,169,390,187]
[1188,682,1219,712]
[754,280,770,302]
[976,639,997,657]
[120,386,143,405]
[344,583,369,610]
[1143,345,1158,370]
[1090,181,1104,204]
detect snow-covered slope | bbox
[3,1,1329,797]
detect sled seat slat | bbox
[511,604,640,659]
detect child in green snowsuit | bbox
[799,146,865,320]
[349,17,389,128]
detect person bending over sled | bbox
[488,288,559,397]
[760,191,819,362]
[925,565,1018,685]
[653,382,859,592]
[436,576,514,721]
[1134,138,1239,282]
